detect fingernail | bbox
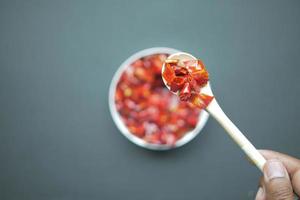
[264,160,286,182]
[255,187,264,200]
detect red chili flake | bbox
[170,77,185,93]
[162,63,175,85]
[188,76,201,93]
[115,54,201,145]
[160,132,177,145]
[187,115,198,127]
[128,124,145,137]
[144,132,161,144]
[151,54,167,74]
[179,82,192,101]
[131,59,144,68]
[191,69,209,88]
[190,93,214,109]
[134,67,153,82]
[174,66,189,76]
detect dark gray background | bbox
[0,0,299,199]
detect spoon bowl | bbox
[162,52,214,96]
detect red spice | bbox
[190,93,214,109]
[179,82,192,101]
[162,58,213,109]
[115,54,201,145]
[170,77,185,92]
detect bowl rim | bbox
[108,47,209,150]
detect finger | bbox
[256,177,266,200]
[259,150,300,176]
[263,159,294,200]
[255,187,266,200]
[260,150,300,197]
[292,170,300,196]
[259,176,264,187]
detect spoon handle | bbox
[206,98,266,171]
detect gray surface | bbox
[0,0,300,199]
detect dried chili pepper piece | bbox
[170,77,185,93]
[151,55,166,74]
[197,60,206,69]
[188,76,201,93]
[174,65,189,76]
[131,59,144,68]
[134,67,153,82]
[128,124,145,137]
[179,82,192,101]
[144,132,161,144]
[162,63,176,85]
[190,93,214,109]
[161,132,177,146]
[191,69,209,88]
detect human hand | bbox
[255,150,300,200]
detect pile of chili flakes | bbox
[162,59,214,109]
[115,54,201,145]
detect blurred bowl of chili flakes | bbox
[109,47,209,150]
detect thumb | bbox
[263,159,294,200]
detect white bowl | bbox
[108,47,209,150]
